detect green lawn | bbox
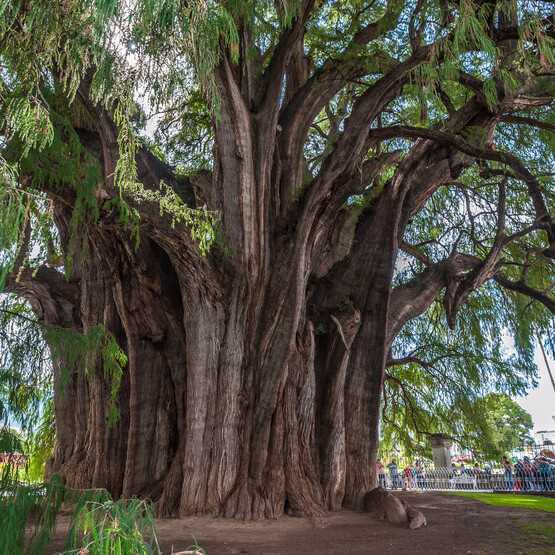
[520,522,555,555]
[449,491,555,512]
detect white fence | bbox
[381,442,555,492]
[381,464,555,492]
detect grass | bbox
[448,491,555,512]
[0,466,165,554]
[519,522,555,555]
[64,497,160,554]
[448,493,555,554]
[521,522,555,544]
[0,468,65,555]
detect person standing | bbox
[415,460,425,490]
[473,463,482,489]
[376,460,387,489]
[459,463,470,490]
[502,456,514,491]
[484,463,492,490]
[522,457,534,491]
[537,457,551,491]
[402,465,414,490]
[388,460,400,489]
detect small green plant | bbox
[0,470,189,555]
[65,497,161,555]
[0,468,65,555]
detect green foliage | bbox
[0,160,28,289]
[46,324,127,426]
[451,1,497,58]
[4,98,54,157]
[66,497,160,555]
[0,297,127,432]
[0,473,65,555]
[471,394,534,459]
[382,275,542,461]
[385,100,555,459]
[0,472,166,555]
[25,399,56,483]
[112,96,140,182]
[11,108,103,276]
[0,300,52,433]
[130,180,219,255]
[0,427,23,454]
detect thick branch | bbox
[309,51,430,202]
[443,181,507,327]
[259,0,316,115]
[495,275,555,314]
[280,0,404,129]
[369,124,555,247]
[276,0,406,215]
[500,114,555,133]
[4,266,80,327]
[388,253,479,342]
[386,355,431,368]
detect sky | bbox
[517,345,555,441]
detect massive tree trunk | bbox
[10,86,509,520]
[10,71,491,520]
[7,1,553,521]
[39,219,391,519]
[33,137,474,519]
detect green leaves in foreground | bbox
[65,497,160,555]
[0,298,127,436]
[46,324,127,426]
[0,472,65,555]
[0,471,161,555]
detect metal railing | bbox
[380,442,555,492]
[381,467,555,492]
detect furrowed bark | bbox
[5,6,553,521]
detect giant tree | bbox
[0,0,554,518]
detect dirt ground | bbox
[47,492,555,554]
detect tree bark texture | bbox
[9,6,554,519]
[37,123,484,519]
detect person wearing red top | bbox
[375,460,386,488]
[403,465,414,490]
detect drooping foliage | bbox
[382,106,555,456]
[0,472,65,555]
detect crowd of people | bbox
[501,453,555,492]
[376,459,426,490]
[376,451,555,492]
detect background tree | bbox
[479,393,534,457]
[0,0,554,518]
[381,385,534,462]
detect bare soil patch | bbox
[47,492,555,554]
